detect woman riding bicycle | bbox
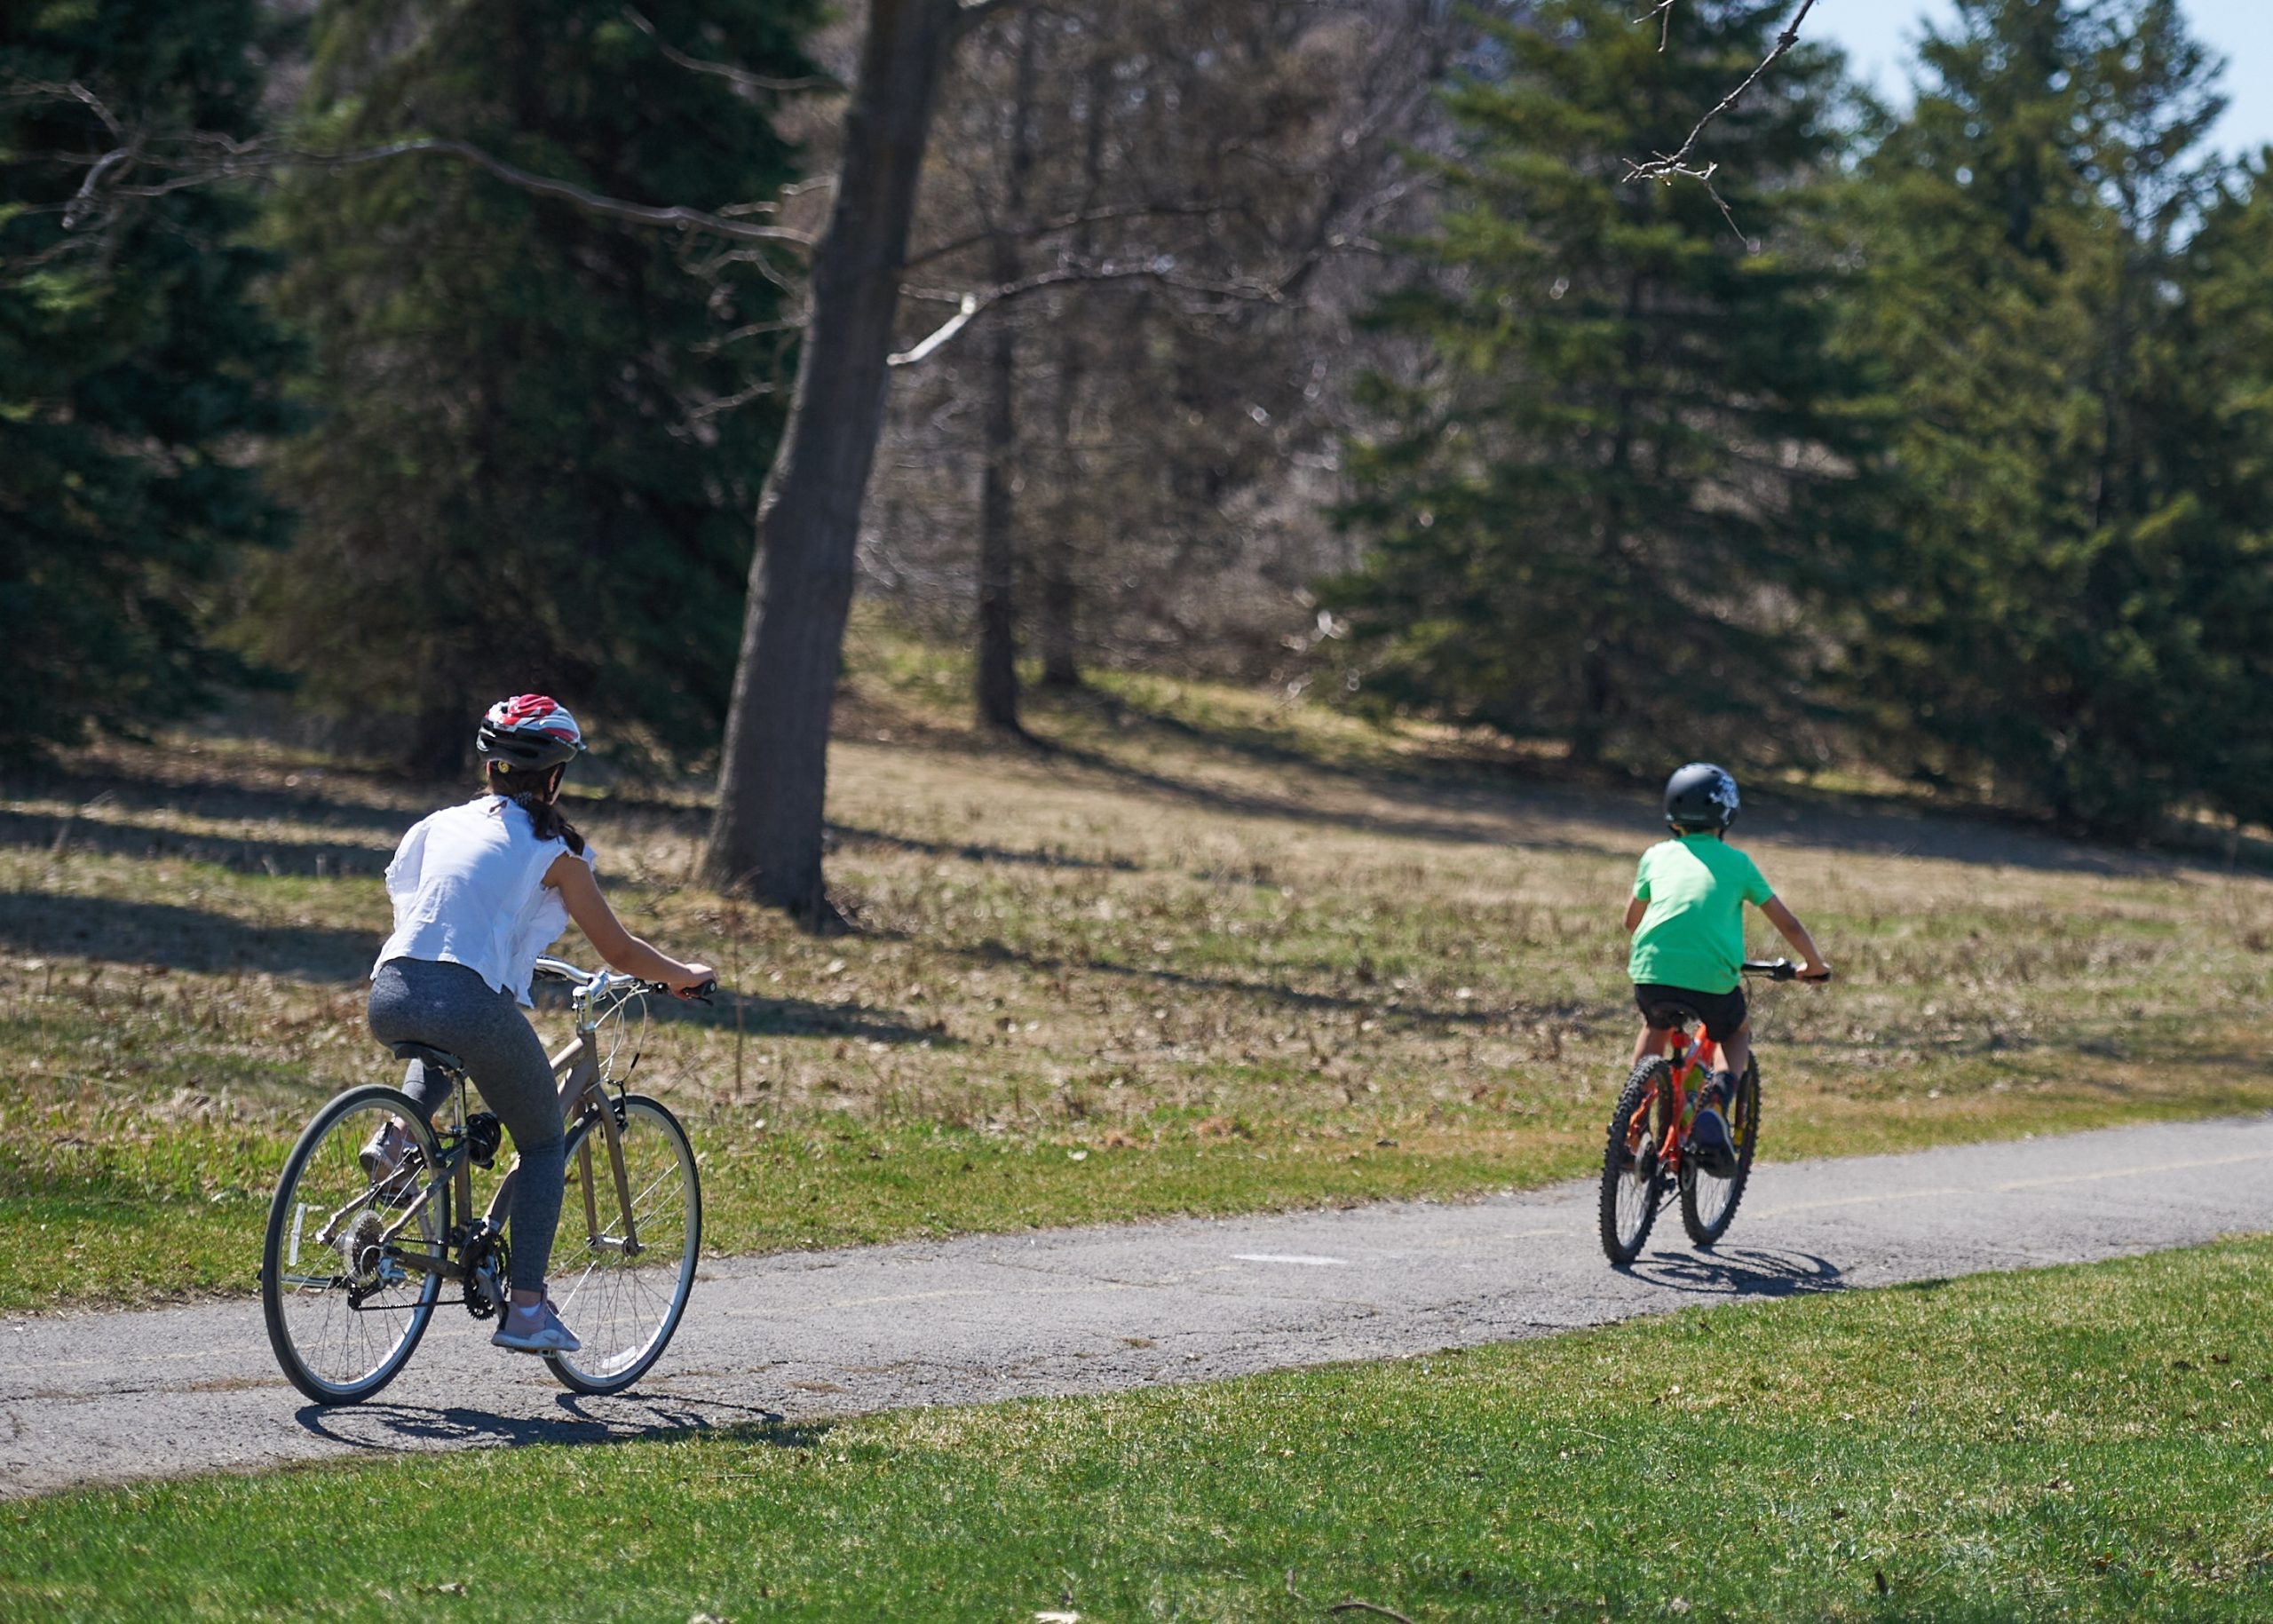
[364,695,714,1354]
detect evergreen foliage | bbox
[1321,0,1866,770]
[1838,0,2265,834]
[252,0,818,772]
[0,0,290,759]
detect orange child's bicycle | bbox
[1598,958,1821,1265]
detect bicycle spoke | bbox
[546,1097,700,1394]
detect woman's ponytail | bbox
[485,764,586,855]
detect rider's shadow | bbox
[1625,1246,1843,1298]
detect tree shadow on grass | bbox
[1041,739,1612,856]
[3,894,951,1045]
[1622,1245,1844,1298]
[899,931,1568,1033]
[1030,693,2212,879]
[0,891,376,981]
[0,806,398,879]
[827,820,1140,874]
[535,983,956,1049]
[294,1395,831,1457]
[9,764,420,838]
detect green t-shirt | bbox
[1628,833,1775,994]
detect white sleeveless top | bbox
[373,796,596,1007]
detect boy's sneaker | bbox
[492,1297,582,1354]
[1688,1073,1740,1179]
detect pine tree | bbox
[252,0,818,772]
[0,0,290,759]
[1320,0,1865,770]
[1840,0,2252,833]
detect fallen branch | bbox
[1327,1602,1418,1624]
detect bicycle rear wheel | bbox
[546,1093,701,1395]
[262,1085,447,1405]
[1680,1058,1760,1248]
[1600,1059,1670,1266]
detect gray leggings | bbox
[368,957,563,1294]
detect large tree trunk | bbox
[701,0,961,921]
[974,15,1039,733]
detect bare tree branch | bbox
[1635,0,1679,51]
[903,196,1237,270]
[619,6,839,95]
[889,256,1302,367]
[889,291,979,366]
[1621,0,1819,188]
[3,78,818,252]
[686,376,783,419]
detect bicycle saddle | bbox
[389,1041,467,1075]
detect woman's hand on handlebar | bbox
[662,961,717,1000]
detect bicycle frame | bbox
[365,960,647,1285]
[1626,1026,1720,1176]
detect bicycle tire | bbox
[545,1093,701,1396]
[1600,1059,1670,1266]
[261,1084,447,1406]
[1680,1057,1760,1248]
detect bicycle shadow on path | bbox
[1621,1246,1844,1299]
[294,1393,830,1459]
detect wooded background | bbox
[6,0,2269,918]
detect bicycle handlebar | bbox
[1742,958,1832,984]
[532,958,717,1003]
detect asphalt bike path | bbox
[5,1113,2273,1499]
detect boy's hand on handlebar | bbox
[1798,961,1832,983]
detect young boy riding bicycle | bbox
[1626,763,1830,1174]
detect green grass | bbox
[9,1238,2273,1620]
[6,630,2273,1310]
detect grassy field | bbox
[6,1235,2271,1620]
[4,629,2272,1310]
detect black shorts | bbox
[1634,983,1748,1044]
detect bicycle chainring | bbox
[461,1228,511,1320]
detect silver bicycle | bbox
[260,958,706,1405]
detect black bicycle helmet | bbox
[1664,761,1739,832]
[474,693,584,771]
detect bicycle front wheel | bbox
[1681,1058,1761,1248]
[1600,1059,1670,1266]
[261,1085,446,1406]
[546,1093,701,1396]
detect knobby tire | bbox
[1680,1057,1760,1248]
[1600,1059,1669,1265]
